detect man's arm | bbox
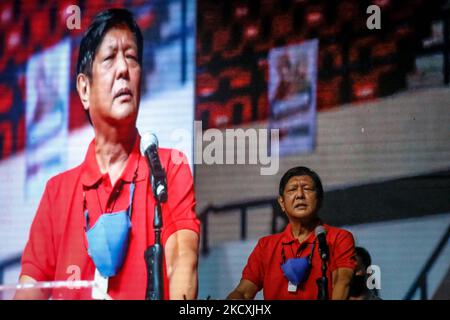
[15,179,57,300]
[13,275,50,300]
[164,229,199,300]
[331,267,354,300]
[226,279,259,300]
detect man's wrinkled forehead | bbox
[286,175,315,186]
[95,25,139,57]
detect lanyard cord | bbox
[83,154,140,228]
[281,242,315,264]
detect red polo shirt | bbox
[20,135,200,300]
[242,223,356,300]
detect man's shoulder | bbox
[324,224,354,242]
[157,148,192,172]
[158,147,187,161]
[258,231,284,247]
[46,164,84,190]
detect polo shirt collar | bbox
[81,135,147,187]
[281,220,326,245]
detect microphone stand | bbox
[144,175,167,300]
[316,251,329,300]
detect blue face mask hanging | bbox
[280,242,315,286]
[84,183,136,278]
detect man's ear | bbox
[277,195,285,213]
[76,73,90,111]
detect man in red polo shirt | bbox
[15,9,200,300]
[227,166,356,300]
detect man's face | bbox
[88,25,141,127]
[278,175,319,221]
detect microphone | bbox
[315,225,329,261]
[140,132,168,203]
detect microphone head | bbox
[140,132,158,155]
[315,225,326,237]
